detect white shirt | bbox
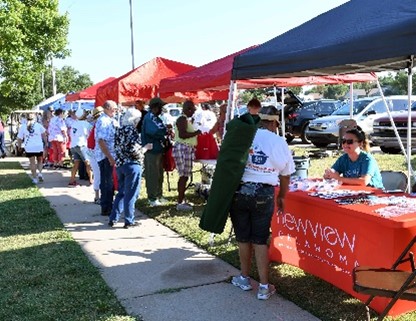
[48,116,67,142]
[18,122,46,153]
[194,109,217,133]
[69,120,90,148]
[241,128,295,186]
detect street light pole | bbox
[129,0,135,69]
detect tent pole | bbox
[349,83,353,118]
[406,57,414,191]
[276,86,285,138]
[224,80,237,136]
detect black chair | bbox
[352,236,416,321]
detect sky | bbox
[57,0,349,83]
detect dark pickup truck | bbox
[371,102,416,154]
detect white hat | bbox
[121,107,142,127]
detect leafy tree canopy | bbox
[0,0,70,116]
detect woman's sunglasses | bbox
[341,139,357,145]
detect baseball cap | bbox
[259,105,280,121]
[149,97,166,109]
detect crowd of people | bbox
[6,96,388,300]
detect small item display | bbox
[289,178,341,192]
[372,196,416,218]
[308,190,372,200]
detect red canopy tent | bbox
[159,47,377,102]
[95,57,195,107]
[66,77,116,102]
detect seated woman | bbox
[323,127,384,189]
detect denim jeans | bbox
[0,130,5,155]
[230,184,275,245]
[98,158,114,213]
[109,162,142,225]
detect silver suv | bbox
[305,96,414,148]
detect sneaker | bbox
[94,198,101,205]
[123,221,140,229]
[148,199,162,207]
[257,284,276,300]
[231,275,252,291]
[158,197,169,205]
[32,178,39,184]
[108,221,116,227]
[37,174,44,183]
[68,181,78,187]
[176,202,193,211]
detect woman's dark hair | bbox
[346,127,370,152]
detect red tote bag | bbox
[195,133,219,160]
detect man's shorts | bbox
[25,151,43,158]
[229,182,275,245]
[172,142,195,177]
[70,145,89,162]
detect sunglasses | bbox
[341,139,357,145]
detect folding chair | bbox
[352,236,416,321]
[380,170,408,192]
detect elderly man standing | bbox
[95,100,119,216]
[141,97,168,207]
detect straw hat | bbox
[92,106,104,119]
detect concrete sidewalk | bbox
[8,157,320,321]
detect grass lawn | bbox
[0,162,139,321]
[137,146,416,321]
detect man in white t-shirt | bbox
[230,104,295,301]
[68,110,92,186]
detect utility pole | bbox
[51,58,57,96]
[41,73,45,98]
[129,0,135,69]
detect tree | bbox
[305,84,348,99]
[41,66,93,99]
[0,0,69,115]
[353,81,376,96]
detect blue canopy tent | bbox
[33,93,66,111]
[232,0,416,79]
[232,0,416,190]
[61,100,95,111]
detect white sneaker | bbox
[257,284,276,300]
[149,199,162,207]
[158,197,169,205]
[37,174,44,182]
[176,202,193,211]
[32,178,39,184]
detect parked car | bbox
[286,99,343,143]
[305,96,416,148]
[161,105,182,126]
[370,101,416,154]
